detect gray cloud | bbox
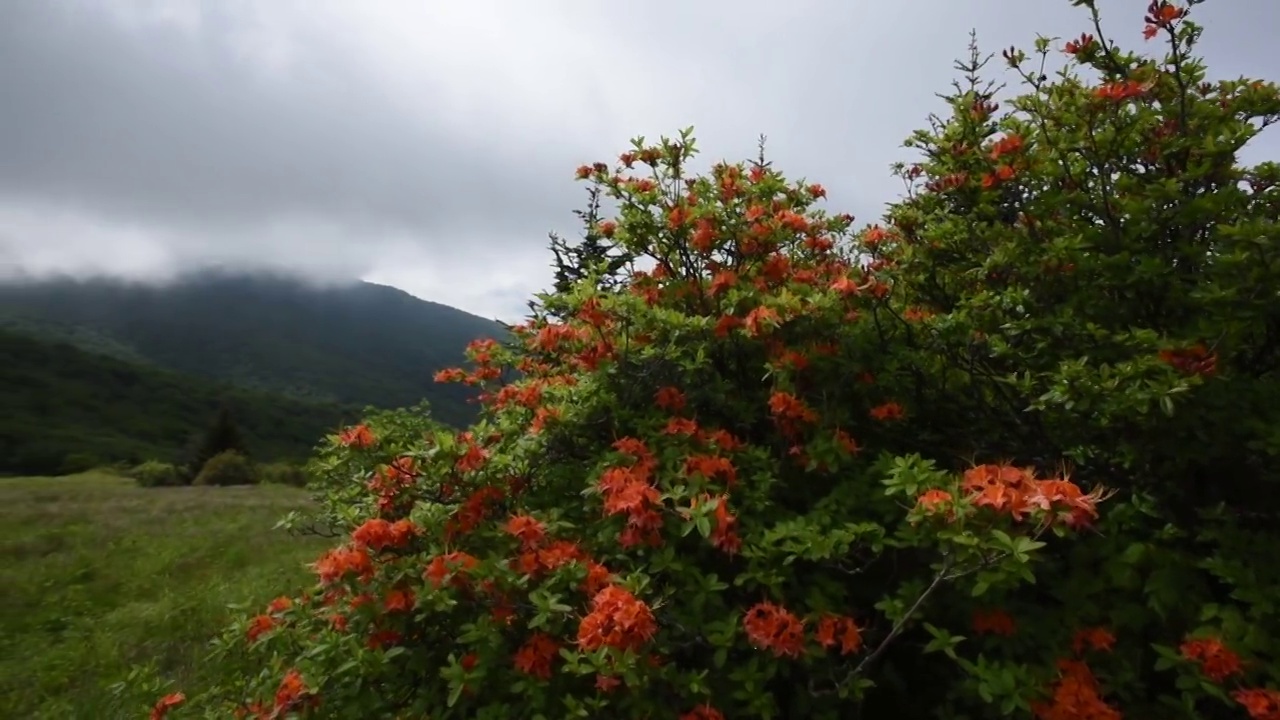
[1,0,1276,320]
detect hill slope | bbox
[0,272,507,427]
[0,329,359,476]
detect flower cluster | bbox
[915,463,1110,529]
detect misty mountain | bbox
[0,271,508,428]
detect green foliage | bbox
[55,452,102,476]
[0,272,507,428]
[151,3,1280,719]
[258,462,310,488]
[0,329,358,476]
[549,185,636,297]
[130,460,184,488]
[0,473,326,719]
[193,451,257,487]
[180,405,250,482]
[276,402,452,535]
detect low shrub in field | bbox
[192,451,257,487]
[56,452,101,476]
[130,460,185,488]
[258,462,309,488]
[154,1,1280,718]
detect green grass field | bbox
[0,472,330,719]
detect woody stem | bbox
[849,556,955,679]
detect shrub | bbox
[192,451,257,487]
[158,2,1280,718]
[130,460,185,488]
[55,452,100,476]
[257,462,309,488]
[179,404,250,483]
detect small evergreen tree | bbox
[179,401,248,481]
[547,185,634,298]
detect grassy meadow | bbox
[0,471,329,718]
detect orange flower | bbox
[352,517,417,552]
[681,704,726,720]
[313,545,374,585]
[1032,659,1120,720]
[384,588,416,613]
[698,494,742,555]
[1064,33,1095,55]
[709,270,738,296]
[704,428,744,452]
[667,205,690,230]
[869,402,905,421]
[598,466,660,515]
[683,454,737,487]
[582,560,613,596]
[776,211,809,234]
[815,614,863,655]
[714,314,742,337]
[423,551,480,589]
[504,513,547,549]
[1030,478,1108,528]
[1094,79,1151,102]
[664,417,700,436]
[981,164,1017,189]
[434,367,467,383]
[150,692,186,720]
[1072,627,1116,654]
[830,274,860,296]
[655,386,687,411]
[455,432,490,473]
[1180,636,1244,682]
[1233,688,1280,720]
[1143,1,1185,40]
[989,134,1024,160]
[692,218,718,253]
[742,601,806,658]
[267,595,293,614]
[903,306,933,322]
[577,585,658,652]
[514,632,561,680]
[744,306,779,336]
[972,608,1016,636]
[595,674,622,693]
[915,488,953,515]
[833,428,860,455]
[337,424,375,449]
[862,224,890,247]
[768,391,818,425]
[246,614,275,643]
[273,668,312,715]
[1158,343,1217,377]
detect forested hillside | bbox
[0,272,507,427]
[0,329,360,475]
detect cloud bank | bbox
[1,0,1276,321]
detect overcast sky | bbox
[1,0,1276,322]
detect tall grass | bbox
[0,472,328,718]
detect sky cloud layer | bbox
[1,0,1277,321]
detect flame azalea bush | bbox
[154,1,1280,718]
[167,136,1108,718]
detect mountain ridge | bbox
[0,271,509,428]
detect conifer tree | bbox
[179,401,248,481]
